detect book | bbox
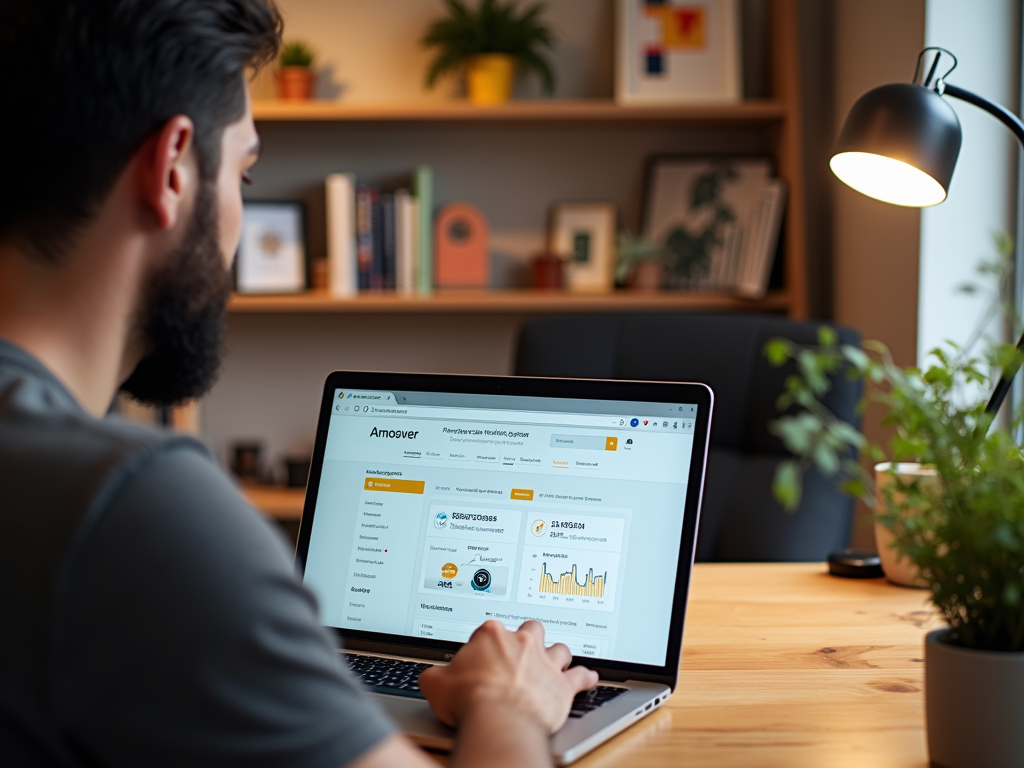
[737,181,787,299]
[370,191,385,290]
[395,189,417,295]
[413,166,433,295]
[380,192,396,291]
[325,173,357,297]
[355,185,375,290]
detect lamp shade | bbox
[830,82,962,207]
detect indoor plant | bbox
[278,40,316,100]
[422,0,556,105]
[764,249,1024,767]
[615,232,665,291]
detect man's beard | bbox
[119,182,232,408]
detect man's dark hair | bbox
[0,0,282,262]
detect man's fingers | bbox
[563,664,600,694]
[546,641,573,670]
[517,619,546,644]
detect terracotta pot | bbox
[926,629,1024,768]
[279,66,314,100]
[873,462,933,588]
[627,260,664,292]
[466,54,515,105]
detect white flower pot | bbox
[873,462,932,588]
[926,629,1024,768]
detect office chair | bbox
[514,313,862,562]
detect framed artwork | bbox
[642,155,785,296]
[615,0,741,104]
[236,201,307,294]
[549,203,616,293]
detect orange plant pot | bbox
[278,67,314,100]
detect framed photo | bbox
[615,0,741,104]
[549,203,616,293]
[642,155,785,296]
[236,201,307,294]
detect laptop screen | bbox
[301,387,699,668]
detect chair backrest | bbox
[515,313,862,562]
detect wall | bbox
[832,0,926,547]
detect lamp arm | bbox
[942,83,1024,416]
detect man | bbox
[0,2,598,766]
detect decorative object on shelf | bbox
[766,238,1024,767]
[615,231,665,290]
[615,0,741,105]
[529,251,565,291]
[311,259,329,291]
[435,202,490,288]
[278,40,316,100]
[643,156,784,296]
[231,441,264,484]
[236,201,307,294]
[548,203,616,293]
[421,0,557,105]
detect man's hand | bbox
[418,619,599,735]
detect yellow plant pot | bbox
[466,54,515,106]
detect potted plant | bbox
[764,244,1024,768]
[615,232,665,291]
[278,40,316,101]
[422,0,556,106]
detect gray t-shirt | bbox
[0,339,395,767]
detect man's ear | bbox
[140,115,196,231]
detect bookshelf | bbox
[215,0,814,519]
[228,289,791,314]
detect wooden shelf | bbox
[228,289,791,314]
[251,98,786,125]
[243,485,305,521]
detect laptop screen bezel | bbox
[295,371,713,689]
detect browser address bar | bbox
[353,404,625,429]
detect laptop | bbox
[295,372,712,765]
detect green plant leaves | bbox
[422,0,557,93]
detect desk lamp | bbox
[830,47,1024,415]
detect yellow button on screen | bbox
[605,437,618,451]
[364,477,426,494]
[511,488,534,501]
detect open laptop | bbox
[295,372,712,765]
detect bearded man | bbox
[0,2,596,766]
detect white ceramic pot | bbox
[873,462,932,588]
[926,629,1024,768]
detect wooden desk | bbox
[574,563,940,767]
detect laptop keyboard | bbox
[343,653,627,716]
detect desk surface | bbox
[570,562,940,768]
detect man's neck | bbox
[0,187,149,417]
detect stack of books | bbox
[325,166,434,296]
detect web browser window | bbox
[303,389,699,667]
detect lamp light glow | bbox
[829,151,947,207]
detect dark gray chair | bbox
[514,313,862,562]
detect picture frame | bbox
[549,203,616,293]
[236,201,308,294]
[642,154,785,296]
[615,0,741,104]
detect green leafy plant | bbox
[422,0,557,94]
[766,236,1024,652]
[280,40,315,69]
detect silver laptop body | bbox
[296,372,712,765]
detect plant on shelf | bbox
[278,40,316,101]
[421,0,557,106]
[765,236,1024,766]
[615,232,665,291]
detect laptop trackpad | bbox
[372,692,456,750]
